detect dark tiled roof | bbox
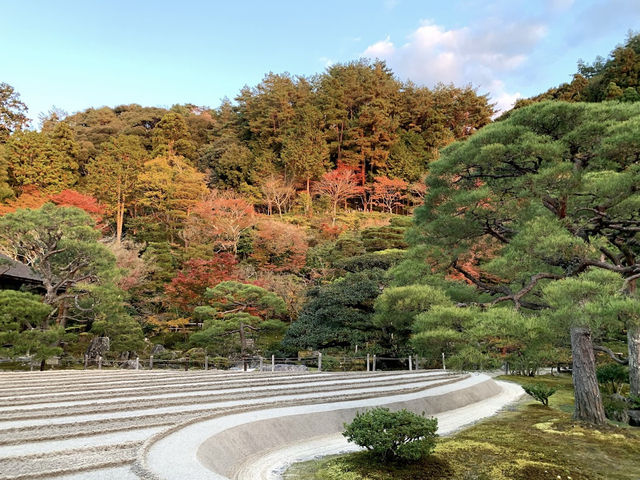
[0,254,43,283]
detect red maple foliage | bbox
[0,188,105,223]
[370,176,408,213]
[313,167,359,225]
[250,220,308,273]
[50,189,106,223]
[184,191,256,255]
[165,254,241,312]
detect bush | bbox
[603,394,629,422]
[522,383,557,406]
[596,363,628,394]
[342,407,438,462]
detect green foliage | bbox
[283,270,386,353]
[0,204,128,335]
[542,269,625,332]
[91,316,144,356]
[0,290,60,361]
[597,363,628,394]
[343,408,438,462]
[361,223,409,252]
[191,281,287,356]
[373,285,451,355]
[412,306,557,372]
[336,250,405,273]
[0,82,29,142]
[521,33,640,105]
[152,112,196,159]
[4,130,79,191]
[522,383,557,406]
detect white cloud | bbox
[362,17,548,112]
[363,36,395,58]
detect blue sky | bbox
[2,0,639,122]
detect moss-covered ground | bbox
[284,375,640,480]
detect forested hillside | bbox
[511,32,640,108]
[0,60,491,367]
[1,34,639,426]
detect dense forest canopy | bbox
[1,34,640,425]
[0,60,491,365]
[509,31,640,110]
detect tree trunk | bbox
[116,203,124,244]
[571,326,607,424]
[115,183,124,244]
[628,326,640,397]
[239,321,247,372]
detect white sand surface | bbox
[0,376,455,429]
[234,380,524,480]
[141,374,520,480]
[0,371,444,412]
[0,426,164,458]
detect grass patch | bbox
[285,375,640,480]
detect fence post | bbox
[149,355,153,370]
[135,356,139,370]
[98,356,102,370]
[366,353,370,372]
[442,352,446,371]
[204,355,208,371]
[408,355,412,371]
[271,354,275,373]
[185,355,189,371]
[373,355,376,372]
[415,356,419,370]
[259,356,263,372]
[84,354,88,369]
[318,352,322,372]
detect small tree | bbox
[522,383,557,406]
[260,175,295,216]
[313,167,359,226]
[183,191,256,256]
[371,176,408,213]
[191,281,287,360]
[343,407,438,462]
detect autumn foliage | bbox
[165,254,241,312]
[250,220,308,273]
[371,176,408,213]
[0,187,104,220]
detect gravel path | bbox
[138,373,518,480]
[0,369,463,480]
[234,380,525,480]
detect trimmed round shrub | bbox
[342,407,438,462]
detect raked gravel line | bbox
[0,371,321,394]
[0,370,463,480]
[0,377,462,430]
[0,379,454,447]
[0,372,449,412]
[235,380,525,480]
[0,370,438,401]
[138,374,523,480]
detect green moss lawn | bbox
[284,375,640,480]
